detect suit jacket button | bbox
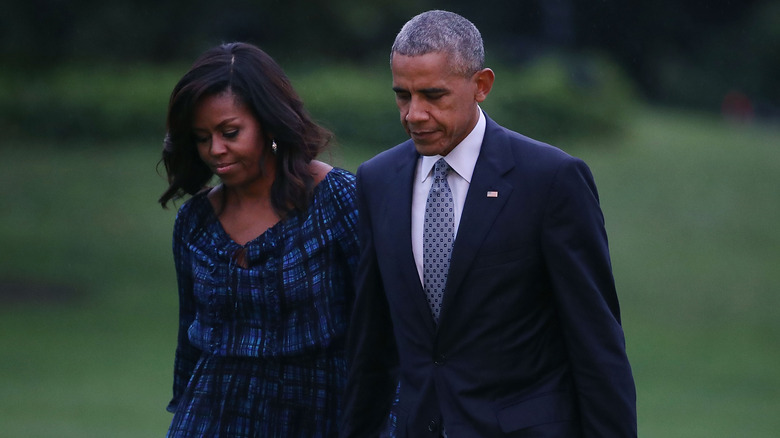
[428,420,438,432]
[434,354,446,365]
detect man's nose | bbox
[405,97,429,123]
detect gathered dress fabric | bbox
[166,168,359,438]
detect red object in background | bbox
[722,90,754,123]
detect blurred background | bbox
[1,0,778,436]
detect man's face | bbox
[391,52,488,157]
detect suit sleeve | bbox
[340,165,400,438]
[541,157,637,437]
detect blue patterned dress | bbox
[166,168,359,438]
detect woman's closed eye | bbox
[193,133,210,143]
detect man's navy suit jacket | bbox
[341,114,637,438]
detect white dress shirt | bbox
[412,108,486,284]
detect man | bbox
[341,10,637,438]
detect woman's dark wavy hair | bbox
[158,42,332,218]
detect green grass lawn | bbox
[1,107,778,437]
[573,109,780,437]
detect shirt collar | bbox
[420,108,486,184]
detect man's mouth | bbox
[411,129,436,140]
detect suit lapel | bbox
[438,119,515,327]
[377,142,438,330]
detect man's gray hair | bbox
[391,10,485,77]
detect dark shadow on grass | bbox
[0,277,84,306]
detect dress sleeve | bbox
[330,170,360,288]
[166,204,202,413]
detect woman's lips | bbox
[214,162,237,174]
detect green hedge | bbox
[294,52,639,147]
[0,65,180,142]
[289,65,408,148]
[2,53,639,146]
[482,52,639,143]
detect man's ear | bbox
[474,68,495,103]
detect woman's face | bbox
[192,91,269,189]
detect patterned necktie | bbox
[423,158,455,324]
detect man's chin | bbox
[413,141,453,157]
[413,143,437,156]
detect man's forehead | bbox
[391,50,454,64]
[392,51,469,80]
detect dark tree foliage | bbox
[573,0,766,97]
[2,0,777,109]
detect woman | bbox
[158,42,359,437]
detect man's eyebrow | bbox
[420,87,448,94]
[391,86,449,94]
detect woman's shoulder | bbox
[309,165,357,216]
[309,159,353,190]
[174,190,213,229]
[309,160,333,186]
[317,166,356,197]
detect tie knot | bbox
[433,158,450,180]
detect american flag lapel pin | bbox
[486,190,499,198]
